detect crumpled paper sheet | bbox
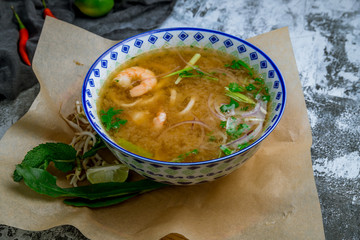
[0,17,325,240]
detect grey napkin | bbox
[0,0,176,100]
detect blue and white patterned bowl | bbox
[82,28,286,185]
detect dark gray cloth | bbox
[0,0,176,100]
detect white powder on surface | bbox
[313,151,360,179]
[307,109,319,129]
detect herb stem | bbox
[175,53,201,84]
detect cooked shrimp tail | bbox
[114,66,157,97]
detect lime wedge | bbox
[86,164,129,184]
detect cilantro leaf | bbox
[254,77,265,85]
[13,143,77,182]
[228,83,244,93]
[100,108,127,131]
[226,119,249,140]
[220,98,239,113]
[262,95,270,102]
[172,149,199,162]
[220,121,226,128]
[246,84,256,91]
[226,60,254,77]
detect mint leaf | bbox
[13,143,76,182]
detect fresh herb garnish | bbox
[262,95,270,102]
[13,143,77,182]
[238,142,249,150]
[13,139,166,207]
[162,66,196,78]
[100,107,127,131]
[15,165,165,207]
[240,106,249,111]
[175,69,218,81]
[227,82,245,93]
[13,137,107,182]
[220,145,233,156]
[225,90,256,105]
[208,135,216,142]
[172,149,199,162]
[220,98,239,113]
[225,60,254,77]
[220,121,227,128]
[254,77,265,85]
[225,118,249,140]
[246,83,256,91]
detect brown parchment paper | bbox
[0,17,325,240]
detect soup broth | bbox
[98,46,270,162]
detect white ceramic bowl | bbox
[82,28,286,185]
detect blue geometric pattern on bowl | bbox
[82,28,286,185]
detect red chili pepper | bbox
[11,6,31,66]
[42,0,56,18]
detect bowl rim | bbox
[82,27,286,166]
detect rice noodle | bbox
[119,99,142,107]
[179,96,196,115]
[170,89,177,105]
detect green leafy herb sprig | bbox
[225,59,254,77]
[163,66,218,82]
[13,137,166,208]
[13,135,106,182]
[172,149,199,163]
[100,107,127,131]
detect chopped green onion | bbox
[220,145,233,155]
[225,90,256,105]
[238,142,249,150]
[175,53,201,84]
[162,66,197,78]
